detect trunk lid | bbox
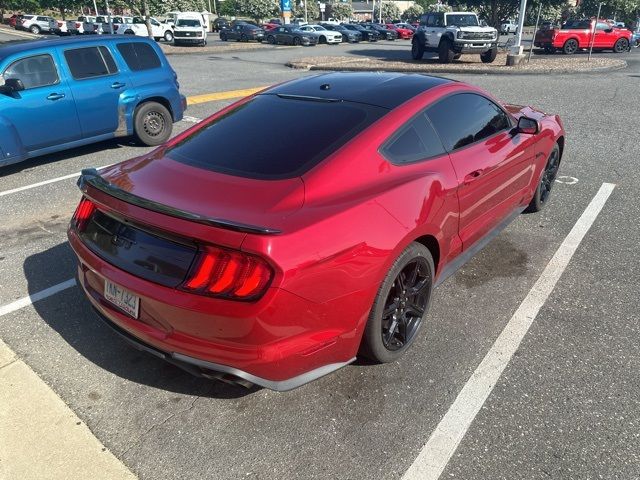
[95,154,305,237]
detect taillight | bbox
[76,22,81,28]
[182,247,273,301]
[72,197,96,232]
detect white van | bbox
[173,12,207,46]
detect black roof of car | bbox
[0,34,152,62]
[263,72,452,110]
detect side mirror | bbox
[0,78,25,93]
[480,20,488,27]
[516,116,539,135]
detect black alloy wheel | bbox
[381,258,431,351]
[360,243,434,363]
[293,36,301,46]
[525,143,560,213]
[563,38,578,54]
[613,38,629,53]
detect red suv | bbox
[535,18,631,54]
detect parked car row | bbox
[218,19,414,46]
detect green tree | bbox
[413,0,437,12]
[403,4,423,20]
[328,1,353,20]
[291,0,320,21]
[375,1,400,20]
[1,0,38,18]
[219,0,278,20]
[578,0,640,24]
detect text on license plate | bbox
[104,279,140,318]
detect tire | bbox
[133,102,173,147]
[613,38,628,53]
[562,38,578,55]
[220,32,227,41]
[30,25,40,34]
[293,36,301,46]
[267,35,275,44]
[164,30,173,42]
[319,35,326,44]
[453,53,461,60]
[411,38,425,60]
[240,33,247,42]
[125,29,135,35]
[480,47,498,63]
[525,143,560,213]
[360,243,434,363]
[543,46,555,54]
[438,38,455,63]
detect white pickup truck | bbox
[66,15,94,35]
[83,15,132,34]
[115,16,174,42]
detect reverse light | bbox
[183,247,273,301]
[72,197,96,232]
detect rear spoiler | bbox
[77,168,282,235]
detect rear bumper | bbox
[68,228,359,391]
[92,305,354,391]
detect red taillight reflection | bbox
[73,197,96,232]
[183,247,273,301]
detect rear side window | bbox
[4,54,59,89]
[382,114,446,164]
[562,20,591,30]
[166,94,387,179]
[116,42,161,71]
[426,93,512,151]
[64,46,118,79]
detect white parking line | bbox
[0,116,203,198]
[0,164,115,198]
[182,115,203,123]
[402,182,616,480]
[0,278,76,318]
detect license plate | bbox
[104,279,139,319]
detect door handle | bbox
[46,93,65,101]
[111,82,126,89]
[464,169,484,184]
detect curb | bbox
[286,59,628,76]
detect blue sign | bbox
[281,0,291,12]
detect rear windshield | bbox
[562,20,591,29]
[166,94,386,179]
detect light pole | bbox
[588,3,603,61]
[513,0,527,54]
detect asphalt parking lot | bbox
[1,29,640,479]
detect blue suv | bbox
[0,35,186,168]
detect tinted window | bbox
[176,19,200,27]
[116,42,161,71]
[382,114,446,163]
[64,46,117,79]
[166,94,386,179]
[562,20,591,29]
[445,14,478,27]
[4,54,59,89]
[427,93,512,151]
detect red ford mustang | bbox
[69,73,564,391]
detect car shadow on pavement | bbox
[0,138,139,178]
[24,242,257,399]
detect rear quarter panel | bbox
[108,40,184,125]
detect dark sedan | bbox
[320,23,362,42]
[220,23,265,42]
[265,25,318,46]
[362,22,398,40]
[342,23,379,41]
